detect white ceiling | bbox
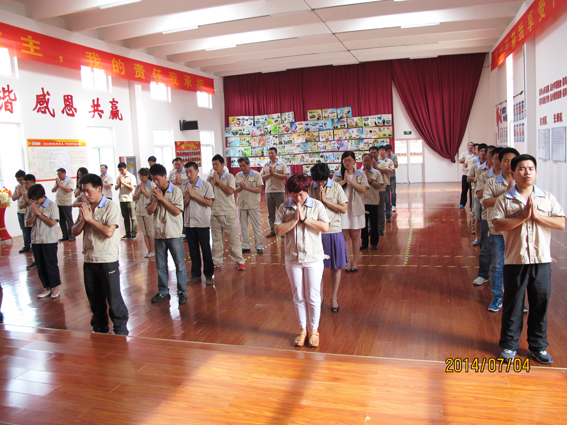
[6,0,523,77]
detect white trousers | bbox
[285,260,324,331]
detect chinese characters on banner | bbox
[0,85,17,113]
[491,0,567,70]
[0,22,215,95]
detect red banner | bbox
[0,22,214,95]
[491,0,567,71]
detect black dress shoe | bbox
[256,249,263,255]
[59,237,69,242]
[26,261,37,270]
[242,248,251,253]
[68,237,75,242]
[371,245,378,250]
[19,247,30,253]
[360,245,368,251]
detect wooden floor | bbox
[1,182,567,423]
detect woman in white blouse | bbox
[333,151,368,272]
[274,174,330,348]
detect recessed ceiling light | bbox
[99,0,142,9]
[205,45,237,51]
[401,22,440,29]
[162,26,198,34]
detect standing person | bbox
[73,168,89,208]
[208,155,246,271]
[385,144,398,214]
[459,142,474,208]
[148,156,157,167]
[369,146,380,169]
[71,174,129,335]
[467,144,480,233]
[13,170,30,253]
[235,156,264,255]
[333,151,368,272]
[147,164,188,305]
[184,162,215,286]
[100,165,113,201]
[493,155,565,364]
[261,147,289,237]
[133,168,156,258]
[20,174,38,270]
[468,144,489,246]
[168,157,189,188]
[115,162,137,240]
[25,184,62,299]
[309,163,348,313]
[275,174,330,347]
[52,168,75,242]
[360,153,384,250]
[482,147,519,311]
[375,146,394,226]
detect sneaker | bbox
[150,293,170,304]
[58,237,69,242]
[19,247,30,253]
[214,263,222,269]
[144,253,150,258]
[187,276,201,284]
[26,261,37,270]
[459,204,465,208]
[256,249,263,255]
[266,231,276,237]
[178,293,188,305]
[527,349,553,364]
[242,248,251,253]
[523,305,528,314]
[473,276,488,286]
[68,237,75,242]
[205,277,214,286]
[472,239,480,246]
[121,235,130,240]
[487,297,502,312]
[130,236,137,240]
[392,206,396,212]
[500,349,516,362]
[237,263,245,271]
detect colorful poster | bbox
[175,141,202,167]
[333,118,347,129]
[290,122,305,133]
[255,115,268,126]
[347,128,364,139]
[281,112,295,123]
[305,131,319,143]
[319,130,334,142]
[307,110,322,121]
[268,114,281,125]
[322,109,337,120]
[334,129,349,141]
[337,107,353,118]
[317,119,333,131]
[348,117,363,128]
[250,126,265,137]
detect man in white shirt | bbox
[115,162,137,240]
[100,164,113,200]
[261,147,289,237]
[459,142,474,208]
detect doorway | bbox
[394,139,424,183]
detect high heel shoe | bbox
[295,331,307,347]
[331,300,339,313]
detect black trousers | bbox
[499,263,551,352]
[361,204,379,247]
[83,261,129,335]
[32,243,61,289]
[120,202,137,237]
[58,206,73,239]
[185,227,214,278]
[460,175,472,208]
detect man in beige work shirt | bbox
[360,153,383,250]
[52,167,75,241]
[261,147,289,237]
[115,162,137,240]
[375,145,394,228]
[100,164,113,200]
[209,155,245,271]
[235,156,264,255]
[468,144,489,244]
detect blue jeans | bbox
[155,238,187,295]
[386,176,396,214]
[490,234,505,299]
[478,219,491,279]
[18,213,31,249]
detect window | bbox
[86,127,116,197]
[153,129,174,169]
[0,48,18,78]
[0,123,24,188]
[150,82,171,102]
[81,66,112,92]
[197,91,212,109]
[199,130,215,172]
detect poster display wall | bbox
[537,75,567,162]
[27,139,87,182]
[513,94,526,144]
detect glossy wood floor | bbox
[1,182,567,423]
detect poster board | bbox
[175,141,202,167]
[551,126,566,162]
[27,139,87,182]
[538,129,550,160]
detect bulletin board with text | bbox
[175,141,202,167]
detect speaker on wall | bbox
[179,120,199,131]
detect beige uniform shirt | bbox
[55,178,74,206]
[209,172,237,216]
[492,185,565,264]
[476,167,495,220]
[135,181,157,217]
[183,177,215,228]
[30,198,60,244]
[168,169,189,188]
[308,179,348,234]
[332,170,369,217]
[149,182,184,239]
[460,152,471,175]
[76,195,121,263]
[235,170,263,210]
[375,158,394,187]
[362,168,384,205]
[481,171,508,233]
[116,172,137,202]
[15,184,26,213]
[101,174,113,199]
[275,196,330,263]
[261,160,289,193]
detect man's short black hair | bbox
[268,147,278,153]
[385,144,393,150]
[173,157,183,163]
[369,146,378,152]
[310,163,330,182]
[498,147,520,162]
[478,143,488,152]
[117,162,127,169]
[56,168,66,173]
[473,143,480,148]
[378,145,386,151]
[148,156,157,162]
[487,145,496,151]
[150,164,167,176]
[491,147,503,158]
[15,170,26,178]
[184,162,198,171]
[27,184,45,200]
[23,174,36,183]
[212,154,224,164]
[79,173,103,189]
[362,153,373,161]
[511,154,537,172]
[238,156,250,165]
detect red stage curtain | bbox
[392,54,485,163]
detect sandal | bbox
[331,299,339,313]
[309,331,320,347]
[295,331,307,347]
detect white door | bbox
[408,140,424,183]
[395,140,408,184]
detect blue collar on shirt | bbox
[41,198,50,208]
[267,159,282,166]
[99,194,108,208]
[362,167,376,173]
[101,173,107,178]
[506,184,546,199]
[146,180,152,186]
[220,171,227,179]
[476,157,481,165]
[63,177,69,182]
[313,178,333,188]
[188,177,202,188]
[496,173,506,183]
[240,169,254,177]
[480,161,488,170]
[284,195,314,208]
[487,168,495,178]
[167,182,175,193]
